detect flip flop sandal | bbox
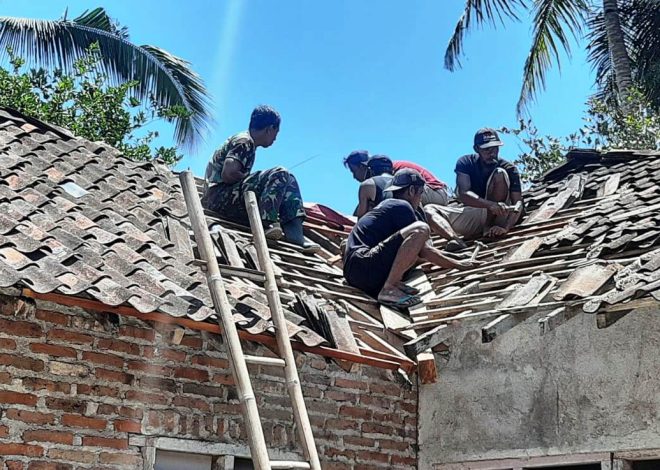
[378,294,422,310]
[399,284,420,296]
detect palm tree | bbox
[444,0,648,114]
[588,0,660,109]
[0,7,212,150]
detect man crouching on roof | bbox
[343,169,476,309]
[202,105,319,254]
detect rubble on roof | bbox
[0,107,413,373]
[403,149,660,358]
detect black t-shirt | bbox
[345,199,417,256]
[455,154,522,198]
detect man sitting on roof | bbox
[346,152,468,249]
[354,155,395,218]
[343,150,450,207]
[426,128,523,240]
[343,169,475,309]
[202,105,319,253]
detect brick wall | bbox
[0,294,417,469]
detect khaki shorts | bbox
[431,168,511,238]
[421,186,449,206]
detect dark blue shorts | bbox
[343,233,404,298]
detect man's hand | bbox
[452,259,481,270]
[487,201,508,217]
[485,225,508,238]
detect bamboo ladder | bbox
[180,171,322,470]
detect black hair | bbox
[343,150,369,168]
[249,105,281,131]
[392,183,424,199]
[367,155,393,176]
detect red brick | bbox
[379,439,411,451]
[61,414,107,430]
[339,405,373,420]
[0,353,44,372]
[0,391,37,406]
[81,351,123,368]
[6,409,55,425]
[118,406,143,419]
[6,461,24,470]
[356,450,390,464]
[22,378,70,393]
[126,360,173,376]
[99,452,142,465]
[113,419,141,433]
[124,390,168,405]
[82,436,128,449]
[45,397,86,414]
[0,318,42,337]
[391,455,416,466]
[139,376,177,393]
[182,383,224,397]
[343,436,376,448]
[192,355,229,369]
[76,384,120,398]
[369,382,402,397]
[144,347,187,362]
[334,377,369,390]
[0,371,11,383]
[27,463,72,470]
[95,368,134,384]
[179,335,203,348]
[24,430,73,445]
[0,443,44,457]
[211,373,235,385]
[29,343,77,358]
[0,424,7,437]
[118,325,155,342]
[174,366,209,381]
[35,309,69,326]
[0,337,17,350]
[47,448,96,464]
[360,395,391,408]
[97,338,140,355]
[361,422,393,435]
[96,404,118,416]
[325,418,355,430]
[324,390,357,402]
[172,396,211,412]
[47,328,93,344]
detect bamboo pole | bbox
[244,192,322,470]
[179,173,272,470]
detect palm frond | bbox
[0,12,212,149]
[516,0,590,115]
[445,0,527,71]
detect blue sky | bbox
[3,1,595,213]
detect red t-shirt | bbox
[392,160,447,190]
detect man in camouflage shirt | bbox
[202,105,319,253]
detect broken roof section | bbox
[404,149,660,357]
[0,107,413,373]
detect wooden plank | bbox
[497,273,555,309]
[219,231,245,268]
[380,305,416,340]
[417,350,437,384]
[358,329,416,366]
[538,306,578,335]
[404,324,451,358]
[413,297,501,320]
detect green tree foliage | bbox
[501,88,660,183]
[0,7,212,149]
[0,44,187,165]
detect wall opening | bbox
[155,450,213,470]
[633,460,660,470]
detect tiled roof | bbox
[0,107,416,372]
[403,149,660,357]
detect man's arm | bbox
[457,172,507,216]
[355,181,377,219]
[220,158,247,184]
[420,241,476,270]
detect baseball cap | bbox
[474,128,504,149]
[343,150,369,167]
[385,168,425,192]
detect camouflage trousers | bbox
[202,166,305,225]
